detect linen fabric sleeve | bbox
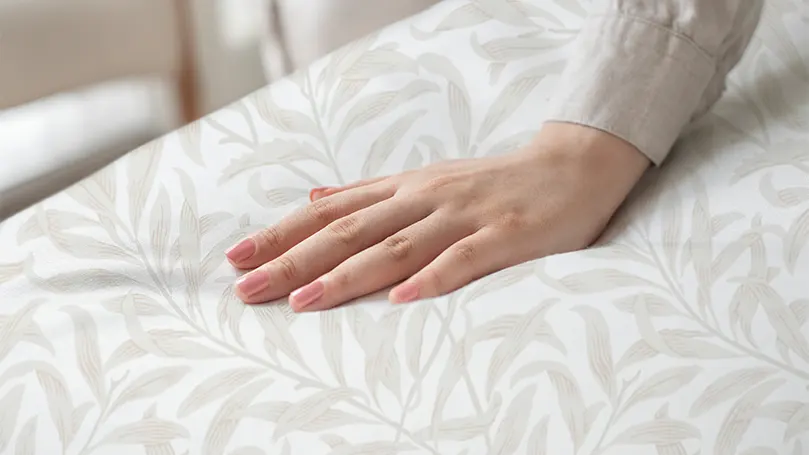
[544,0,764,165]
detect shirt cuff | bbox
[544,14,717,165]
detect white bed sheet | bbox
[1,1,808,454]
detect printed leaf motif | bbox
[62,307,105,403]
[714,379,786,455]
[613,419,701,445]
[405,302,431,377]
[361,110,426,179]
[327,442,415,455]
[414,397,501,441]
[320,310,346,385]
[177,368,266,418]
[219,140,328,182]
[490,386,536,455]
[572,306,615,401]
[526,416,550,455]
[14,417,37,455]
[537,265,658,294]
[418,54,472,152]
[689,368,777,417]
[179,121,204,166]
[0,260,23,284]
[127,139,163,228]
[341,47,418,80]
[248,177,309,208]
[475,65,550,141]
[253,92,320,138]
[0,384,24,453]
[102,293,170,317]
[203,379,274,455]
[613,293,679,317]
[240,389,366,438]
[759,173,809,207]
[99,418,189,446]
[34,364,76,448]
[623,366,701,412]
[336,80,438,151]
[110,366,191,413]
[784,209,809,273]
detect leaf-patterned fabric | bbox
[1,1,807,454]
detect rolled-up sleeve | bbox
[545,0,764,165]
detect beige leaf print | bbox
[784,209,809,273]
[689,368,778,417]
[253,92,320,138]
[526,415,550,455]
[320,310,346,385]
[99,418,190,446]
[34,364,76,448]
[127,138,162,228]
[751,281,809,360]
[229,447,265,455]
[714,379,786,455]
[0,384,24,453]
[102,293,170,317]
[475,65,549,142]
[537,264,659,294]
[405,302,431,377]
[14,417,37,455]
[252,305,305,366]
[572,306,615,401]
[484,129,535,157]
[248,389,365,439]
[510,361,586,450]
[30,268,146,294]
[361,110,426,179]
[418,54,472,152]
[248,178,309,208]
[403,145,423,171]
[341,47,419,80]
[0,260,23,284]
[218,140,328,182]
[612,293,679,317]
[0,299,42,362]
[202,379,274,455]
[16,208,96,244]
[613,419,701,446]
[150,185,172,268]
[623,366,701,412]
[414,396,500,441]
[110,366,191,413]
[335,80,438,151]
[326,441,415,455]
[179,120,204,166]
[785,403,809,442]
[740,447,779,455]
[177,368,266,418]
[490,385,536,455]
[430,3,489,32]
[328,79,370,122]
[759,173,809,207]
[61,307,105,403]
[485,299,558,394]
[472,33,569,64]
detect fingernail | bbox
[391,282,419,304]
[290,280,325,310]
[236,271,268,298]
[309,187,332,201]
[226,238,255,262]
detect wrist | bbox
[523,121,650,206]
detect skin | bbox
[226,122,650,312]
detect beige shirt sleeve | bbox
[545,0,764,165]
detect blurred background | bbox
[0,0,438,218]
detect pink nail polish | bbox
[290,280,325,309]
[226,238,255,263]
[391,282,419,304]
[236,271,268,298]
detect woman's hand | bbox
[227,123,650,311]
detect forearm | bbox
[544,0,764,165]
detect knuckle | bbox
[330,271,352,289]
[326,216,362,245]
[274,256,299,282]
[497,211,526,231]
[256,226,283,249]
[419,175,455,195]
[383,235,415,261]
[454,242,478,264]
[307,198,338,224]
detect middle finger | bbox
[234,195,431,303]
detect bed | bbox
[1,1,807,454]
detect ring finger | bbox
[288,212,469,312]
